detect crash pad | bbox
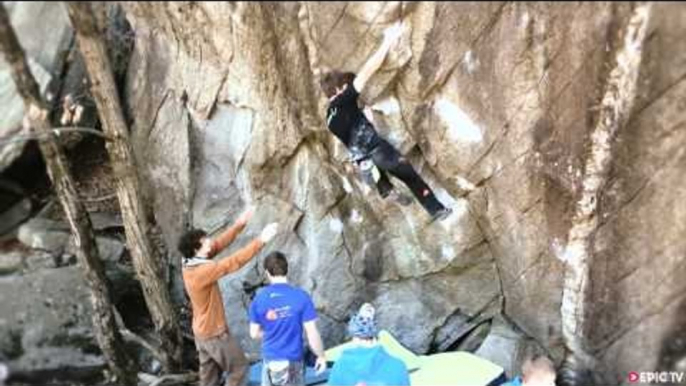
[410,352,506,386]
[324,329,422,371]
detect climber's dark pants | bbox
[366,139,446,216]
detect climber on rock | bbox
[320,23,452,222]
[178,208,279,386]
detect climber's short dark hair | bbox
[264,251,289,277]
[178,228,208,259]
[320,70,356,98]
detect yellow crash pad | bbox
[410,352,505,386]
[324,330,422,371]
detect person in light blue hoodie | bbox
[328,303,410,386]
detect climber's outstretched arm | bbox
[353,23,405,93]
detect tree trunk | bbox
[0,5,137,384]
[64,1,183,371]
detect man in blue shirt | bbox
[328,303,410,386]
[249,252,327,386]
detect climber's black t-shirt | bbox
[326,84,381,161]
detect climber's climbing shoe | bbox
[430,207,453,223]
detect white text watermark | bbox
[628,371,685,384]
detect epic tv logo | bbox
[628,371,685,384]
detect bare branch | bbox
[113,308,167,366]
[0,126,110,146]
[80,193,118,203]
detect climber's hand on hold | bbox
[355,22,405,92]
[260,223,279,243]
[383,22,405,47]
[236,207,254,227]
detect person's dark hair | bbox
[178,228,207,259]
[320,71,356,98]
[264,251,288,276]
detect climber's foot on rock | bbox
[430,207,452,223]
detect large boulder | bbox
[0,2,73,171]
[17,218,125,265]
[0,266,101,374]
[474,316,544,378]
[0,235,142,379]
[120,2,686,382]
[0,58,52,172]
[0,181,31,239]
[0,250,23,275]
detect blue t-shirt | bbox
[328,345,410,386]
[249,283,318,361]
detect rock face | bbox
[0,178,31,239]
[0,215,142,377]
[5,2,684,384]
[17,218,125,265]
[0,2,72,171]
[0,260,103,373]
[475,316,538,378]
[115,3,686,383]
[123,2,503,359]
[0,2,131,172]
[118,2,686,382]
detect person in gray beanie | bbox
[328,303,409,386]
